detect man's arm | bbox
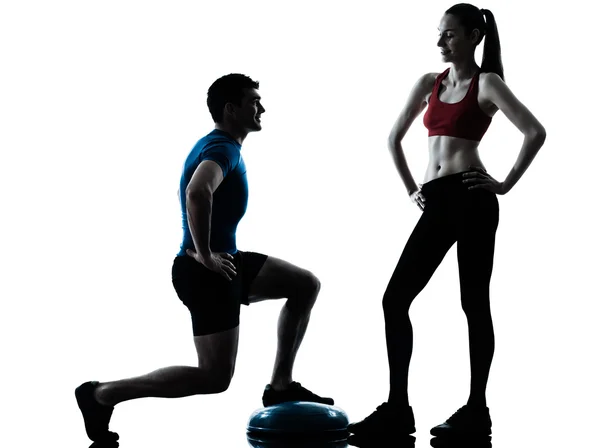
[185,160,224,260]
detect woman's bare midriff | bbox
[423,135,486,183]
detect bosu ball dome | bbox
[247,401,349,443]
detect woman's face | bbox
[437,14,480,64]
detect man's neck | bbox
[215,123,247,145]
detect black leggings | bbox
[383,172,499,406]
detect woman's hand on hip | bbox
[409,185,426,211]
[462,167,506,195]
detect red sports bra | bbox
[422,68,492,142]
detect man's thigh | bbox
[172,255,243,335]
[246,255,319,304]
[193,326,239,375]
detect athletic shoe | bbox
[347,402,415,435]
[75,381,119,442]
[262,381,334,407]
[430,405,492,436]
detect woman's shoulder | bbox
[479,71,504,86]
[416,72,442,90]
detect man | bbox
[75,74,334,444]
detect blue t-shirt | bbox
[177,129,248,256]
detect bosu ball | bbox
[247,401,349,444]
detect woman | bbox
[347,3,546,437]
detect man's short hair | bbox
[207,74,260,123]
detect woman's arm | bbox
[481,73,547,194]
[388,73,437,208]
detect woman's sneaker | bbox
[430,404,492,436]
[347,402,416,436]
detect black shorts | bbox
[171,251,268,336]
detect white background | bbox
[1,0,598,447]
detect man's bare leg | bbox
[247,256,325,396]
[94,326,239,405]
[268,296,315,389]
[76,326,239,441]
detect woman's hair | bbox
[446,3,504,80]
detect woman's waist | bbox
[421,170,493,199]
[424,143,484,184]
[427,137,481,162]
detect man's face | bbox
[233,88,265,132]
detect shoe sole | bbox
[262,394,334,408]
[430,427,491,437]
[348,425,416,436]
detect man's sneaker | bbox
[262,381,334,407]
[347,402,416,436]
[430,405,492,436]
[75,381,119,442]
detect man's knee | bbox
[291,270,320,298]
[212,374,233,393]
[193,328,239,393]
[287,271,320,312]
[203,367,235,393]
[306,271,321,295]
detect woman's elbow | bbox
[388,134,402,150]
[526,124,546,146]
[536,127,547,147]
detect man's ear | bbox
[224,102,236,118]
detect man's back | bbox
[178,129,248,256]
